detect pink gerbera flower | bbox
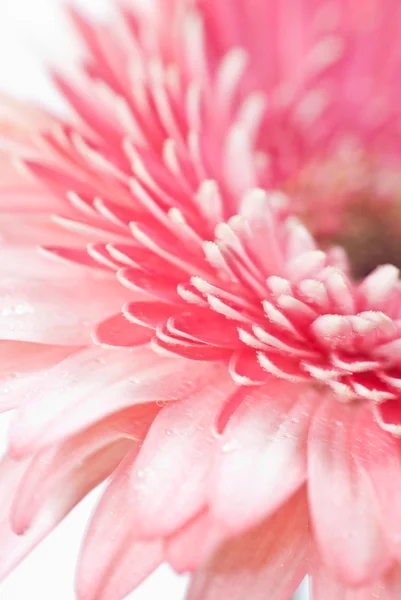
[3,1,401,598]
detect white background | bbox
[0,1,307,598]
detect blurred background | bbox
[0,0,307,598]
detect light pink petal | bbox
[126,364,235,538]
[311,561,401,600]
[0,91,54,130]
[209,381,315,533]
[0,215,87,246]
[359,266,400,312]
[308,398,391,585]
[352,408,401,559]
[42,245,111,270]
[165,510,226,573]
[0,342,74,412]
[0,445,126,584]
[76,450,163,600]
[0,249,128,345]
[186,491,308,600]
[0,456,33,580]
[9,346,222,457]
[8,346,141,457]
[10,404,159,534]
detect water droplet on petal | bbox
[222,439,241,453]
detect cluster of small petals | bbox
[174,190,401,434]
[9,0,401,431]
[4,1,401,600]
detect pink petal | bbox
[374,399,401,436]
[0,94,55,150]
[165,510,226,573]
[186,491,308,600]
[209,382,314,533]
[167,310,239,347]
[286,250,327,283]
[0,249,128,345]
[93,313,153,347]
[76,451,163,600]
[359,266,400,312]
[308,398,391,585]
[311,314,354,351]
[352,408,401,559]
[323,268,356,315]
[123,300,182,329]
[0,342,73,412]
[0,456,33,580]
[9,347,221,457]
[152,337,232,361]
[42,245,107,270]
[0,448,126,584]
[311,561,401,600]
[117,266,182,303]
[126,365,235,538]
[258,351,310,382]
[0,215,87,246]
[228,350,270,385]
[10,404,158,534]
[51,73,123,143]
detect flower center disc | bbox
[288,143,401,279]
[323,202,401,280]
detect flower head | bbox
[2,1,401,599]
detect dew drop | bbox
[222,439,241,453]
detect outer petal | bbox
[76,450,163,600]
[0,444,126,583]
[0,341,74,412]
[186,490,309,600]
[352,409,401,560]
[0,215,87,245]
[165,510,226,573]
[10,404,159,535]
[308,398,391,586]
[0,93,55,146]
[311,561,401,600]
[0,248,128,345]
[126,364,235,538]
[209,381,316,533]
[0,456,32,580]
[8,346,142,457]
[9,347,224,456]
